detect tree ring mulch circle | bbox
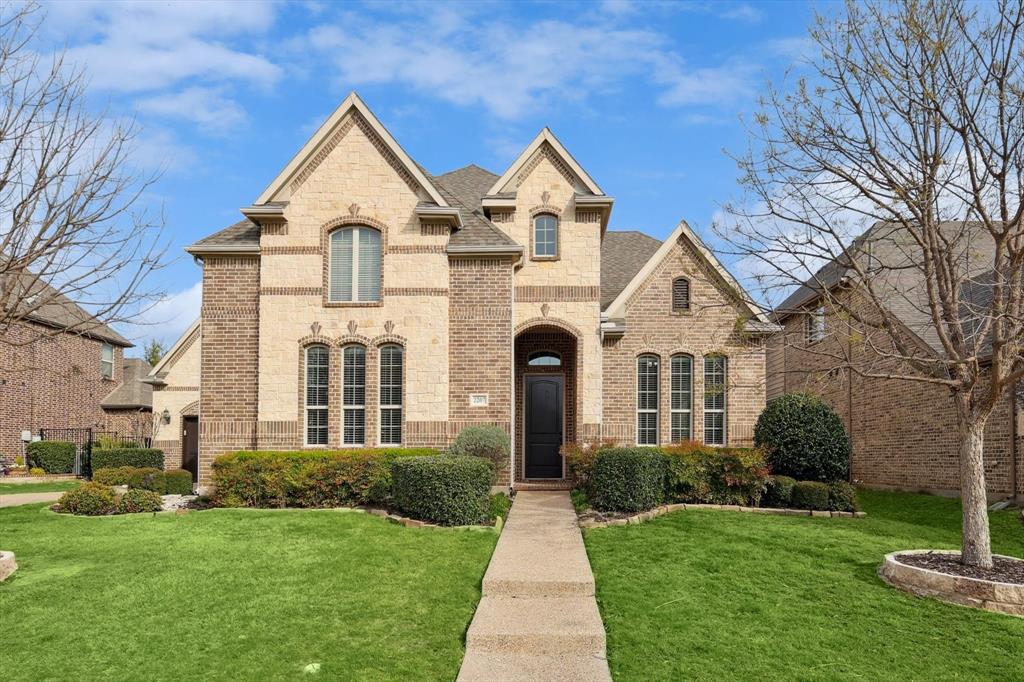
[879,549,1023,617]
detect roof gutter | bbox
[415,206,463,228]
[446,244,524,256]
[184,244,261,257]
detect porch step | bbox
[465,595,606,656]
[456,651,612,682]
[515,480,573,491]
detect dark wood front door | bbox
[525,375,563,478]
[181,416,199,483]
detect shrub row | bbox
[57,482,163,515]
[663,441,771,506]
[91,448,164,471]
[92,467,193,494]
[26,441,76,473]
[211,448,439,509]
[391,456,493,525]
[757,475,857,511]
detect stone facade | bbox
[150,324,201,470]
[0,320,141,464]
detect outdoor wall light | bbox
[162,408,171,425]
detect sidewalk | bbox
[458,491,611,681]
[0,492,63,508]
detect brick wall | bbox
[602,236,766,447]
[198,255,260,485]
[1,321,126,463]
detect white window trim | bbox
[378,345,403,446]
[329,227,380,303]
[636,355,659,446]
[670,355,692,442]
[703,356,727,447]
[100,343,114,379]
[342,345,366,446]
[806,305,826,343]
[533,214,558,258]
[304,346,329,447]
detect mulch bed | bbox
[896,552,1024,585]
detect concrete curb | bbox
[578,502,866,528]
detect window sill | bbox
[530,255,560,262]
[324,300,383,308]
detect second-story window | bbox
[806,305,826,343]
[329,226,381,302]
[533,214,558,258]
[100,343,114,379]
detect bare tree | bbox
[717,0,1023,567]
[0,2,167,348]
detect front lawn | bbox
[0,480,80,495]
[0,505,497,681]
[585,490,1024,680]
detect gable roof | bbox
[486,128,604,197]
[603,220,772,325]
[254,92,448,207]
[148,318,200,379]
[101,358,153,410]
[2,269,132,346]
[186,219,260,254]
[601,231,662,310]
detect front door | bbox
[525,375,563,478]
[181,416,199,483]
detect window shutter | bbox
[672,278,690,311]
[330,229,354,301]
[357,229,381,301]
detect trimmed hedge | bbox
[791,481,830,510]
[391,456,493,526]
[449,425,510,475]
[117,488,163,513]
[92,466,135,486]
[763,475,797,508]
[754,393,850,482]
[94,466,193,495]
[91,448,164,471]
[663,441,769,506]
[57,482,118,515]
[128,467,164,492]
[590,448,665,513]
[212,448,439,508]
[27,441,76,474]
[828,481,858,512]
[165,469,194,495]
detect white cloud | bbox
[655,57,760,106]
[124,280,202,348]
[719,3,763,23]
[137,87,246,132]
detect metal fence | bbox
[37,428,150,478]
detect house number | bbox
[469,394,489,407]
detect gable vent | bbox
[672,277,690,312]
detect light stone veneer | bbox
[151,331,201,443]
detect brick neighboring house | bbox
[767,221,1024,502]
[0,277,153,464]
[153,92,776,489]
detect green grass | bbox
[0,505,497,681]
[584,490,1024,681]
[0,480,79,495]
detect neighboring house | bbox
[0,275,152,463]
[161,92,774,489]
[767,222,1024,501]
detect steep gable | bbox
[487,128,604,197]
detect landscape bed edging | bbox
[578,502,866,528]
[0,550,16,581]
[878,549,1024,617]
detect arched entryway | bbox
[514,321,580,482]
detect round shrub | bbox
[449,425,510,475]
[57,482,118,516]
[790,481,830,510]
[118,488,163,514]
[762,475,797,508]
[590,448,666,513]
[754,393,850,482]
[827,481,858,512]
[391,456,493,526]
[92,466,136,486]
[29,467,45,477]
[164,469,194,495]
[26,441,76,473]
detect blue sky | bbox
[38,0,817,352]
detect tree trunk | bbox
[957,418,993,568]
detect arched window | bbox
[528,350,561,367]
[379,345,403,446]
[342,345,366,445]
[305,345,329,446]
[636,354,660,445]
[703,355,727,446]
[533,213,558,258]
[670,354,692,442]
[672,277,690,312]
[329,226,381,302]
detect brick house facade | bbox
[153,93,774,489]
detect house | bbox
[767,221,1024,501]
[154,92,775,489]
[0,274,152,463]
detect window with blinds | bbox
[100,342,114,379]
[805,305,826,343]
[379,345,403,446]
[672,277,690,312]
[636,354,660,445]
[329,227,381,302]
[533,214,558,258]
[343,345,366,445]
[670,354,692,442]
[703,355,727,446]
[305,345,329,445]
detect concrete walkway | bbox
[458,491,611,682]
[0,491,63,508]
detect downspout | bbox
[1010,383,1019,502]
[847,319,854,485]
[509,262,516,494]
